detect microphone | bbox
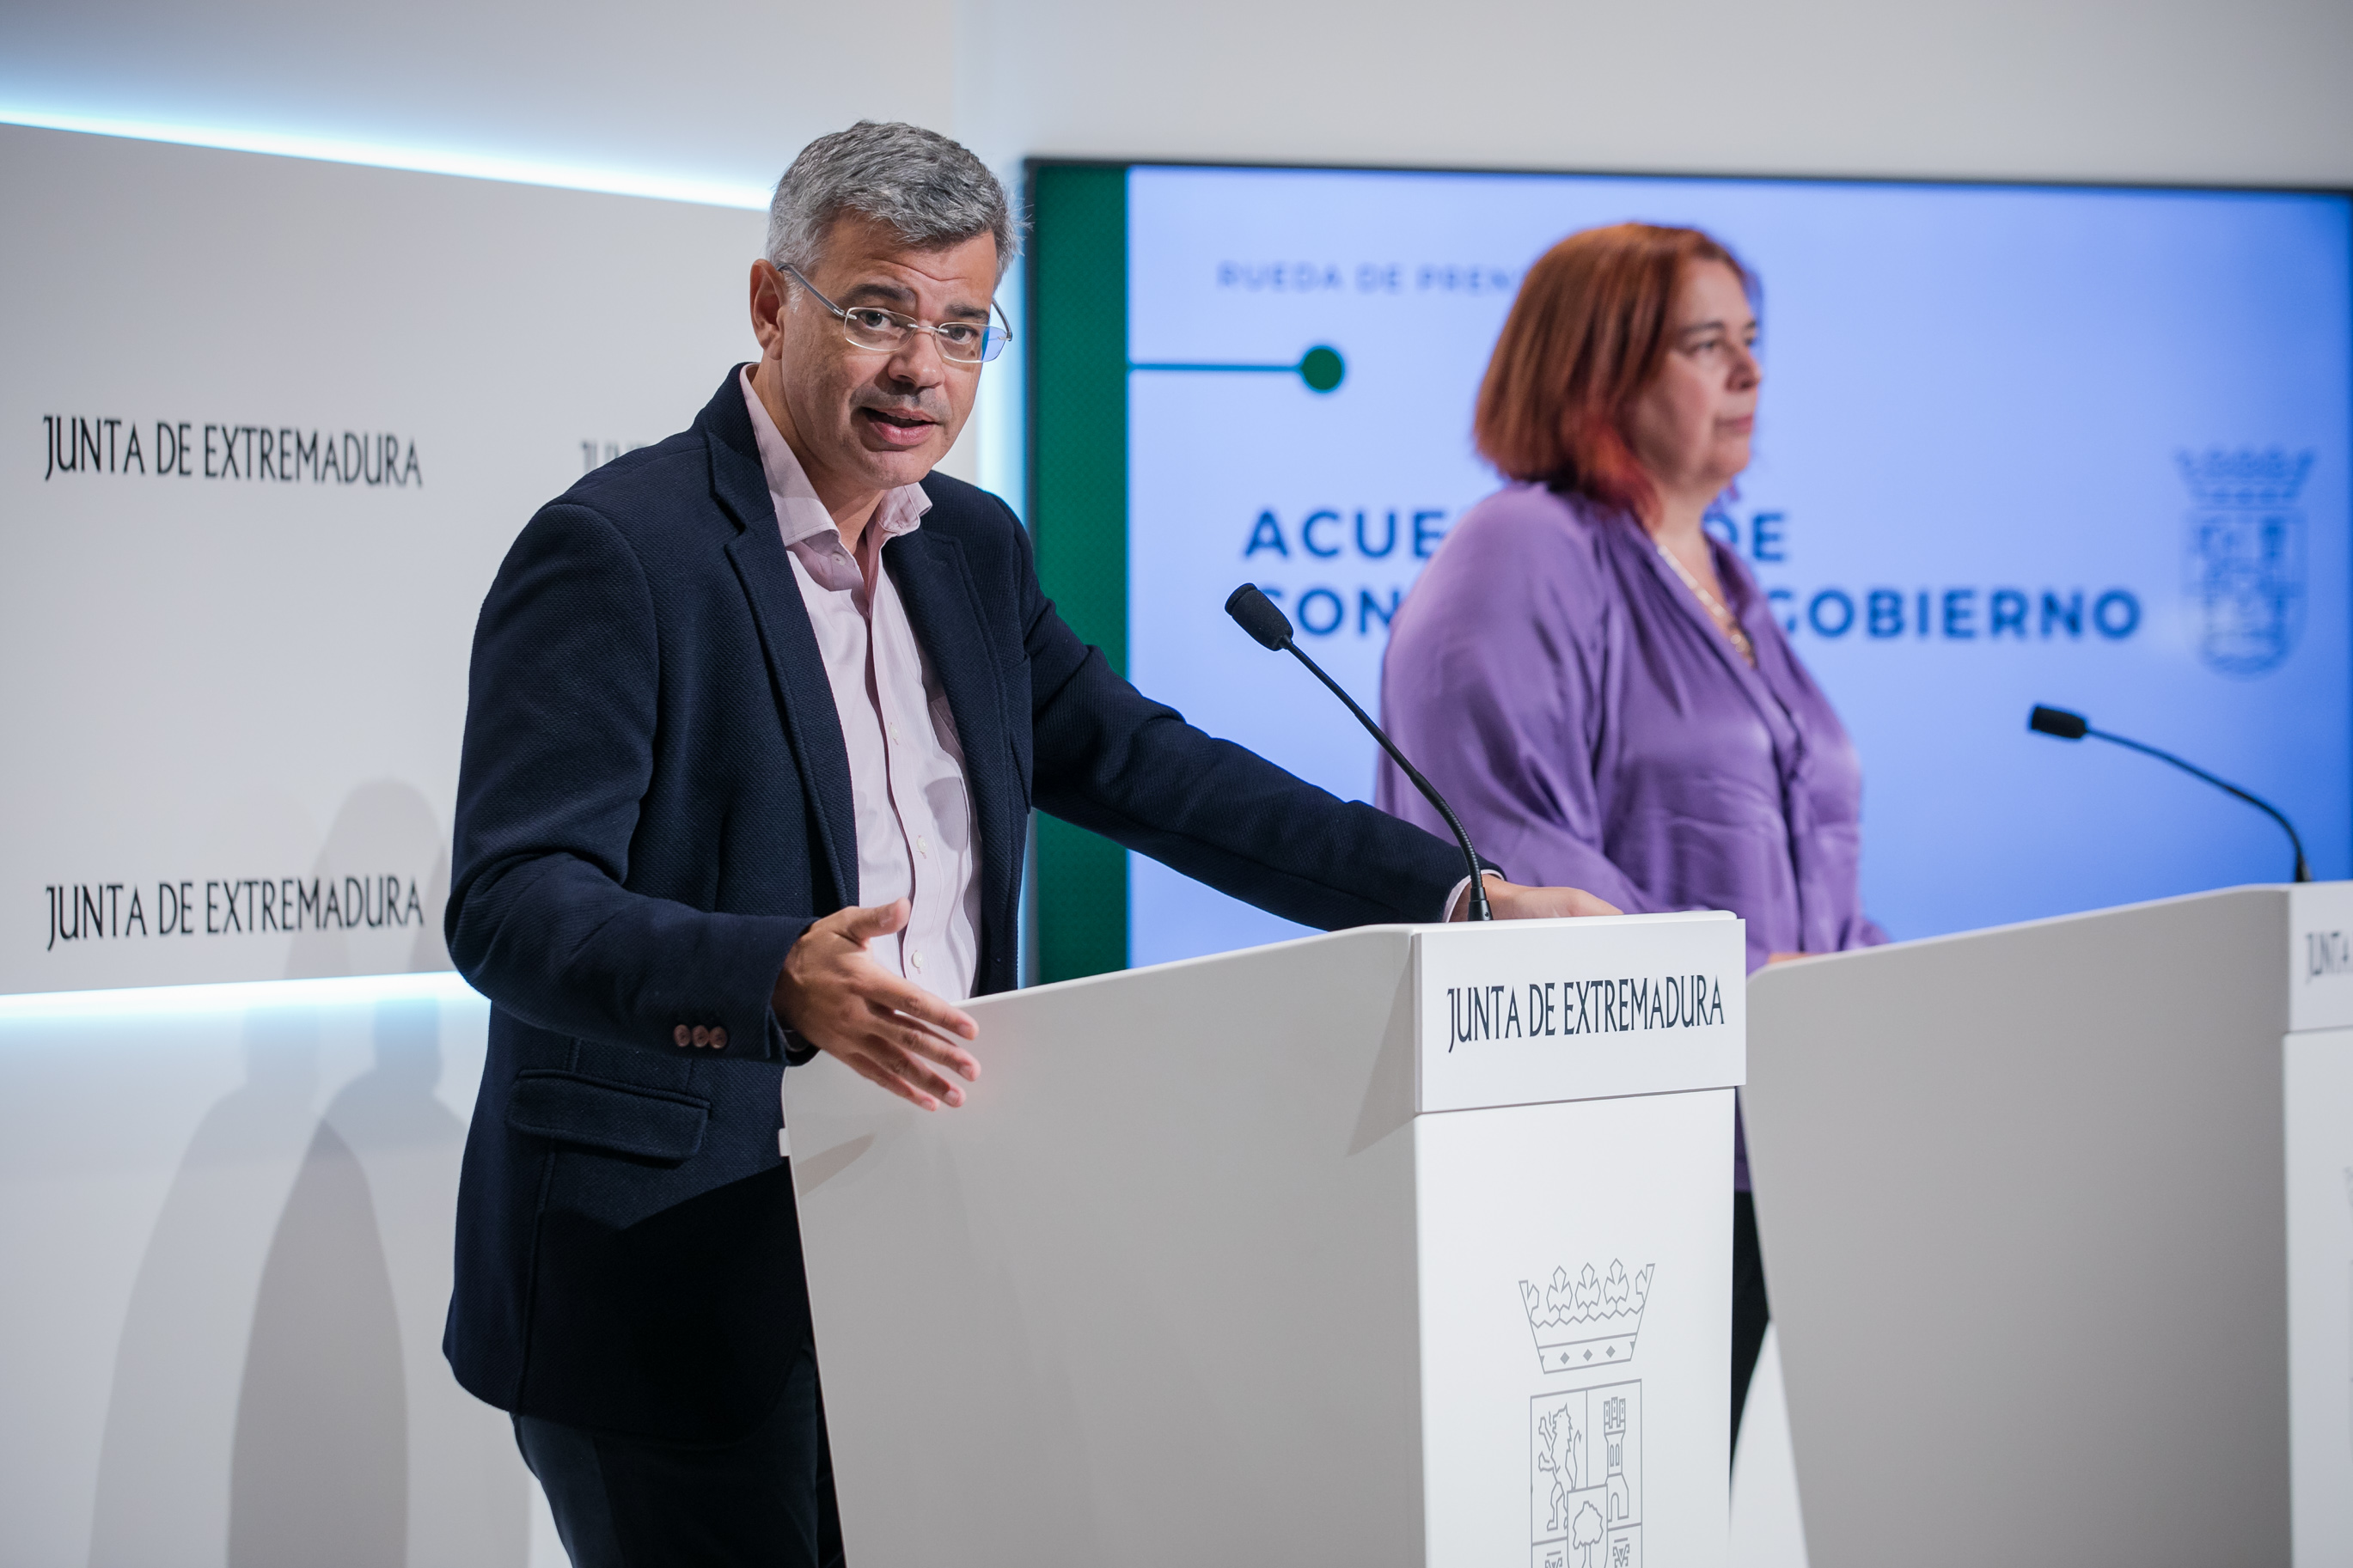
[1225,583,1493,920]
[2028,705,2312,882]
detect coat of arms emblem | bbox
[2180,448,2313,677]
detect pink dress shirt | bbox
[741,373,1464,1142]
[742,371,983,1020]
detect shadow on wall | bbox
[86,1002,525,1566]
[286,778,454,981]
[324,998,529,1568]
[227,1110,408,1565]
[87,1009,325,1565]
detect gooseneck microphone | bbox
[2028,705,2312,882]
[1226,583,1493,920]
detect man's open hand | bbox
[1452,876,1623,921]
[772,899,980,1111]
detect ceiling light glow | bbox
[0,107,769,210]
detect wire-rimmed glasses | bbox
[780,262,1011,364]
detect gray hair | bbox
[766,121,1023,284]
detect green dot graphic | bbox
[1299,345,1346,394]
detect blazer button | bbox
[692,1025,711,1047]
[710,1026,729,1049]
[674,1024,691,1047]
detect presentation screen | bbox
[1025,162,2351,973]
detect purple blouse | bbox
[1375,484,1887,1187]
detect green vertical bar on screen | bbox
[1026,163,1129,983]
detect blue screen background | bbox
[1121,167,2351,967]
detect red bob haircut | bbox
[1474,223,1751,520]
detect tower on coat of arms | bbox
[1531,1382,1643,1568]
[2179,448,2313,678]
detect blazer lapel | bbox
[702,372,859,907]
[883,528,1021,960]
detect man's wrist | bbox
[1442,869,1507,922]
[778,1020,820,1066]
[770,923,816,1062]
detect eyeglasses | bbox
[780,262,1011,364]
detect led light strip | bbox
[0,969,485,1022]
[0,107,769,210]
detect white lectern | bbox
[783,912,1747,1566]
[1743,883,2353,1568]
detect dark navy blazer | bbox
[443,368,1467,1442]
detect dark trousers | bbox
[513,1348,843,1568]
[1731,1189,1771,1461]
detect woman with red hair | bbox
[1377,222,1886,1449]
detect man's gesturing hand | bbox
[772,899,980,1111]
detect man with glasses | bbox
[442,120,1612,1565]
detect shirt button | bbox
[916,834,929,857]
[889,723,903,744]
[692,1026,711,1047]
[909,949,925,973]
[674,1024,692,1047]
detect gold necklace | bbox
[1656,540,1757,668]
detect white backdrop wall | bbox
[0,130,764,1565]
[0,0,950,205]
[0,979,516,1568]
[3,126,761,994]
[9,0,2350,192]
[952,0,2353,187]
[9,0,2351,514]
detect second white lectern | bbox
[1743,882,2353,1568]
[782,912,1747,1566]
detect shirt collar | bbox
[737,366,931,552]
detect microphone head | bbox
[2029,705,2090,740]
[1225,583,1294,650]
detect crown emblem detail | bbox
[2175,447,2313,510]
[1519,1261,1653,1374]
